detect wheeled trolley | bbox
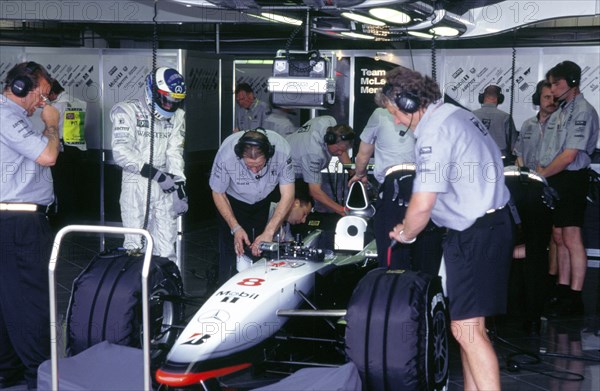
[40,225,183,390]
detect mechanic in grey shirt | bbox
[537,61,599,317]
[286,115,355,215]
[234,82,271,132]
[510,80,558,333]
[473,84,517,164]
[383,66,515,391]
[210,129,294,283]
[514,80,558,170]
[349,107,444,273]
[350,108,415,185]
[0,61,60,389]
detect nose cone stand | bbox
[47,225,155,391]
[335,182,375,251]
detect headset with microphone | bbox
[8,62,40,98]
[234,128,275,179]
[548,61,581,102]
[382,83,421,115]
[381,83,421,137]
[323,127,355,145]
[234,128,275,160]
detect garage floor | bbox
[3,221,599,390]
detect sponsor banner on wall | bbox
[442,47,600,131]
[352,57,397,142]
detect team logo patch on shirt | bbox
[470,117,489,135]
[575,120,586,126]
[137,120,149,128]
[419,146,432,155]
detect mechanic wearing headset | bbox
[348,106,442,274]
[510,80,558,334]
[0,61,59,389]
[384,66,516,390]
[286,116,355,216]
[111,67,188,262]
[537,60,599,317]
[210,129,295,283]
[473,84,518,165]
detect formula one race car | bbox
[49,179,451,391]
[154,179,451,391]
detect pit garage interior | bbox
[1,0,600,390]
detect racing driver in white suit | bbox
[111,67,187,261]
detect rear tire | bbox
[345,268,449,391]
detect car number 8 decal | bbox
[236,278,265,286]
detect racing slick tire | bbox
[345,267,449,391]
[65,249,184,365]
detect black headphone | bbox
[479,85,504,105]
[324,127,354,145]
[10,62,39,98]
[234,128,275,159]
[382,83,421,114]
[558,61,580,88]
[532,80,547,106]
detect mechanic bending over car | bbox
[286,115,355,216]
[383,66,517,391]
[210,129,295,284]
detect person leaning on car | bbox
[210,129,295,284]
[383,65,516,391]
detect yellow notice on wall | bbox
[63,110,86,146]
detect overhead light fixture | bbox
[170,0,217,7]
[341,31,375,40]
[407,31,434,39]
[430,26,460,36]
[260,12,303,26]
[368,8,411,25]
[341,12,386,27]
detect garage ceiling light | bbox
[341,12,386,27]
[260,12,303,26]
[430,26,460,36]
[368,8,411,25]
[407,31,434,39]
[341,31,376,40]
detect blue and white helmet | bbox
[145,67,186,120]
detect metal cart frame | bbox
[48,225,155,391]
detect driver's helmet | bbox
[145,67,186,119]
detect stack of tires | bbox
[66,249,184,365]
